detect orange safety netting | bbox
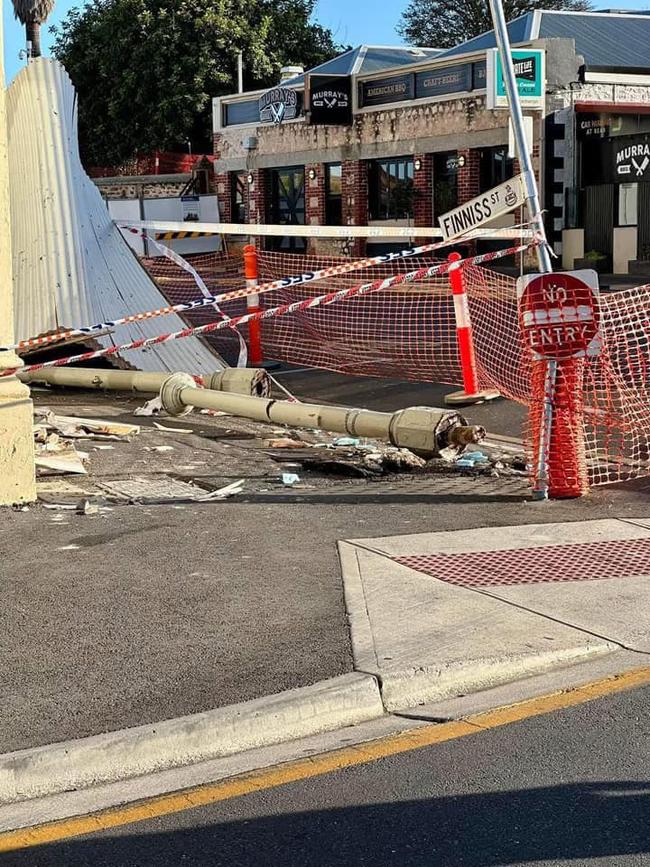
[142,250,650,486]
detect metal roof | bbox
[283,45,443,86]
[440,10,650,70]
[8,59,224,374]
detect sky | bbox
[3,0,650,83]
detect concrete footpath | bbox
[2,386,650,808]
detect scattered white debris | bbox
[134,397,163,416]
[281,473,301,486]
[76,498,99,515]
[153,422,193,433]
[35,444,88,475]
[37,410,139,439]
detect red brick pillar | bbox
[215,172,232,223]
[413,153,434,241]
[248,169,267,250]
[457,149,480,205]
[305,163,326,254]
[342,159,368,257]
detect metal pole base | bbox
[444,388,501,407]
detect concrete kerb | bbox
[0,673,383,805]
[337,520,650,713]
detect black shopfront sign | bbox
[582,134,650,185]
[360,60,488,109]
[577,113,612,140]
[415,64,471,99]
[360,73,414,107]
[308,74,352,125]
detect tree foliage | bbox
[13,0,55,56]
[398,0,593,49]
[51,0,342,166]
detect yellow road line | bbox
[2,665,650,852]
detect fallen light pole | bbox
[19,366,271,398]
[158,373,485,460]
[20,366,485,459]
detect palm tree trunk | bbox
[26,20,41,57]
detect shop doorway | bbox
[584,185,614,265]
[267,166,306,252]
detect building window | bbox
[479,146,514,193]
[369,157,414,220]
[433,152,458,218]
[325,163,342,225]
[617,183,638,227]
[231,172,247,223]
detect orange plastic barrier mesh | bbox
[143,250,650,486]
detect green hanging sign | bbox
[486,48,545,109]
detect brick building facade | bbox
[212,12,650,272]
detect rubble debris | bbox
[35,443,88,475]
[332,437,360,447]
[76,498,99,515]
[153,422,193,433]
[36,410,140,440]
[281,473,301,486]
[198,480,244,500]
[134,397,163,416]
[265,438,311,449]
[456,450,490,468]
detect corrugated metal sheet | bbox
[441,11,650,70]
[7,59,225,374]
[440,13,533,58]
[538,12,650,70]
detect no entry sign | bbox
[517,270,601,360]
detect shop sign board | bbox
[615,139,650,180]
[438,172,527,240]
[259,87,299,124]
[308,74,352,125]
[517,270,601,360]
[415,64,471,99]
[472,60,487,90]
[181,195,200,222]
[359,73,414,107]
[581,134,650,185]
[486,48,545,110]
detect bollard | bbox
[243,244,263,366]
[444,251,500,407]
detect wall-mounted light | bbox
[457,155,466,168]
[414,158,422,171]
[308,168,317,180]
[247,173,254,184]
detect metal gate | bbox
[638,184,650,261]
[584,185,614,260]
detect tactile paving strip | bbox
[395,537,650,588]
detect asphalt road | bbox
[273,366,527,439]
[7,683,649,866]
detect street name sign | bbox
[517,270,602,360]
[438,173,527,241]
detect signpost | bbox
[518,270,601,498]
[487,0,554,499]
[439,172,527,241]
